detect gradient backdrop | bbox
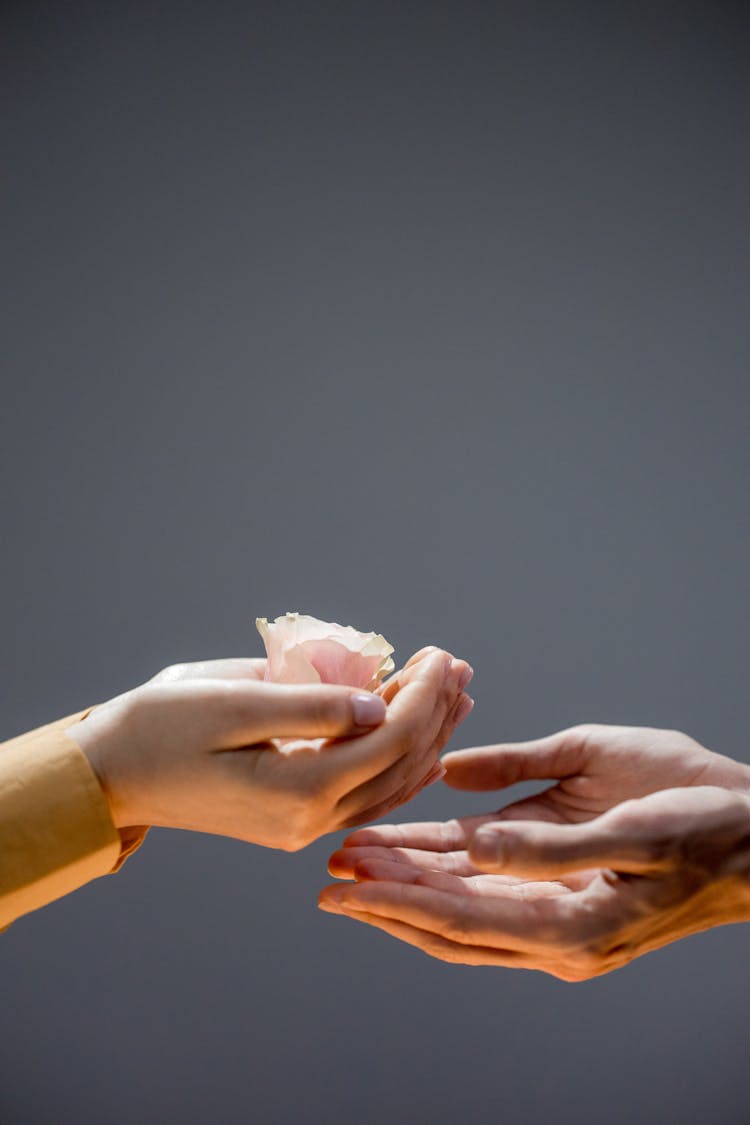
[2,3,749,1122]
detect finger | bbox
[430,690,475,757]
[350,857,526,897]
[469,814,657,877]
[335,689,472,823]
[380,650,469,707]
[329,844,484,879]
[323,650,455,792]
[163,679,387,746]
[378,647,443,704]
[363,688,473,816]
[379,647,465,705]
[490,791,577,825]
[317,879,563,949]
[354,857,462,887]
[317,903,529,968]
[335,718,443,821]
[471,786,750,879]
[343,813,496,851]
[443,728,589,791]
[329,847,600,908]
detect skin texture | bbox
[320,724,750,979]
[69,647,473,851]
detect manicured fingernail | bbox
[458,664,474,691]
[472,828,505,866]
[454,695,475,723]
[352,693,387,727]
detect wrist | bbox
[67,693,138,830]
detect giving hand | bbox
[70,648,472,851]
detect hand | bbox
[320,725,750,978]
[70,648,474,851]
[440,723,750,824]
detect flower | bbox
[256,612,395,690]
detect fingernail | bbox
[458,664,474,691]
[319,888,346,914]
[352,693,387,727]
[318,898,342,915]
[454,695,475,723]
[472,828,505,866]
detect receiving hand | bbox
[70,648,473,851]
[321,725,750,978]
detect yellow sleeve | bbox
[0,711,148,930]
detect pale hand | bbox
[70,648,473,852]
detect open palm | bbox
[321,725,750,978]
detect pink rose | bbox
[256,612,395,691]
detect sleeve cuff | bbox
[0,710,148,928]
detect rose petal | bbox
[255,612,395,689]
[296,639,385,689]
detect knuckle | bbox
[221,681,252,716]
[126,684,157,729]
[566,723,602,745]
[150,662,188,683]
[624,818,682,866]
[309,691,341,731]
[289,690,347,737]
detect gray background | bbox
[1,2,749,1122]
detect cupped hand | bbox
[320,725,750,978]
[70,648,473,851]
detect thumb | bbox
[468,811,654,877]
[213,681,387,745]
[443,728,587,791]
